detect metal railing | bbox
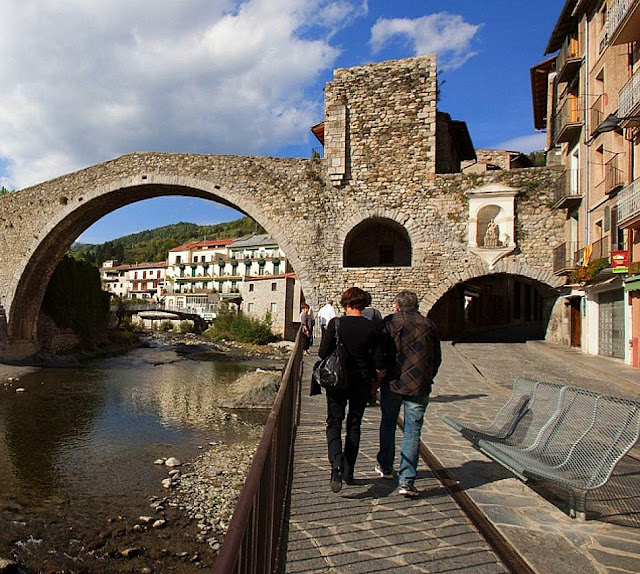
[553,168,582,206]
[214,328,303,573]
[619,66,640,118]
[554,97,584,143]
[604,154,623,195]
[617,177,640,225]
[606,0,637,39]
[556,34,582,81]
[553,242,579,274]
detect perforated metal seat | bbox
[445,381,640,520]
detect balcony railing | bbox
[554,97,583,144]
[553,242,579,274]
[619,66,640,121]
[556,34,582,82]
[553,169,583,208]
[617,177,640,226]
[607,0,640,45]
[574,236,610,269]
[604,154,624,195]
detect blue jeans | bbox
[377,385,429,486]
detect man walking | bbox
[316,299,337,340]
[375,290,441,497]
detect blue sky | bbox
[0,0,562,244]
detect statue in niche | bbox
[483,219,500,248]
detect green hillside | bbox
[71,217,265,265]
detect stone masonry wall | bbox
[0,55,565,360]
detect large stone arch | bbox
[421,259,562,314]
[0,153,325,360]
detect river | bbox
[0,340,285,573]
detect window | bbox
[270,302,277,313]
[271,282,277,291]
[249,284,255,292]
[175,255,181,264]
[248,303,254,313]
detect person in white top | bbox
[317,300,337,340]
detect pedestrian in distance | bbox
[318,287,385,493]
[362,291,383,405]
[316,299,337,341]
[375,290,441,498]
[300,303,312,356]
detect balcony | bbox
[553,242,579,275]
[556,34,582,83]
[553,97,583,144]
[604,155,624,195]
[553,169,583,208]
[607,0,640,45]
[619,67,640,125]
[617,177,640,227]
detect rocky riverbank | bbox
[0,333,293,573]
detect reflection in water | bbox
[0,351,254,506]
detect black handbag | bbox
[312,318,347,390]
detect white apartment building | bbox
[100,260,167,300]
[101,234,301,338]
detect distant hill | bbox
[70,217,265,265]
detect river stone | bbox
[153,458,165,465]
[152,519,166,528]
[161,478,172,489]
[165,457,181,467]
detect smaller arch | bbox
[343,217,412,267]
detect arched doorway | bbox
[428,273,557,342]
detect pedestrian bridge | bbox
[0,54,565,362]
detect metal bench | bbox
[444,379,640,520]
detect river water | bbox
[0,343,278,573]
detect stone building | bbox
[0,54,566,361]
[531,0,640,365]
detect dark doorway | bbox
[343,217,411,267]
[428,274,556,342]
[570,297,581,347]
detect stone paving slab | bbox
[283,350,507,574]
[283,340,640,573]
[425,340,640,574]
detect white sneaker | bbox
[374,464,395,480]
[398,483,419,498]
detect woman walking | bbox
[318,287,384,492]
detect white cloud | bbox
[494,133,547,154]
[370,13,481,70]
[0,0,361,189]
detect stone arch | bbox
[425,269,560,341]
[339,209,425,268]
[2,162,316,359]
[421,259,562,313]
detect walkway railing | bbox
[214,328,303,573]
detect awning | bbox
[624,275,640,292]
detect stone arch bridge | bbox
[0,55,566,361]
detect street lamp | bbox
[593,112,640,136]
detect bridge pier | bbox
[0,339,40,364]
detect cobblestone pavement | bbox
[283,340,640,573]
[425,340,640,574]
[284,348,507,574]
